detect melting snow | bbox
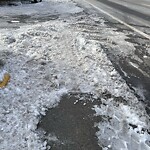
[0,0,149,150]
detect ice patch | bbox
[94,99,149,150]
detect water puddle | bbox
[37,93,102,150]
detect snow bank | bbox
[0,0,149,150]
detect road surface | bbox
[85,0,150,35]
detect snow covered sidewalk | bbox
[0,0,149,149]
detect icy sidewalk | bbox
[0,0,149,149]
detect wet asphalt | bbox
[96,0,150,22]
[38,93,102,150]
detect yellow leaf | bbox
[0,73,10,88]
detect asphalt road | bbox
[85,0,150,35]
[96,0,150,21]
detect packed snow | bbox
[0,0,149,150]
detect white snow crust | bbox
[0,0,149,150]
